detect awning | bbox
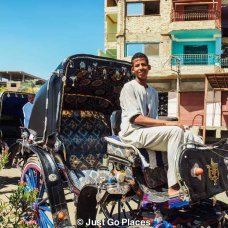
[205,72,228,90]
[203,72,228,143]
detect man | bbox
[119,52,199,199]
[22,94,35,128]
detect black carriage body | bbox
[0,91,32,148]
[178,141,228,202]
[29,54,133,169]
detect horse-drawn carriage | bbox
[14,54,228,227]
[0,91,33,165]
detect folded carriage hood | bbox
[29,54,133,141]
[61,54,133,112]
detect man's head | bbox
[131,52,151,85]
[27,94,35,104]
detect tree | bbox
[17,80,41,93]
[0,86,7,93]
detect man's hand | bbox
[166,121,185,131]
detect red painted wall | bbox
[180,92,204,126]
[221,91,228,127]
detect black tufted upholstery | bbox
[59,110,111,169]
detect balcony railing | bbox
[171,54,220,65]
[221,54,228,68]
[172,9,220,22]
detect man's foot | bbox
[168,184,180,198]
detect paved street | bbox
[1,167,228,227]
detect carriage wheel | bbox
[21,157,54,227]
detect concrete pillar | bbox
[117,0,125,59]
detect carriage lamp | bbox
[193,167,204,176]
[191,163,204,177]
[57,211,65,220]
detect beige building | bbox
[0,71,45,92]
[101,0,228,141]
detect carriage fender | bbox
[77,185,98,226]
[28,145,72,227]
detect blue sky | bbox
[0,1,104,79]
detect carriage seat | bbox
[106,110,167,189]
[59,110,111,170]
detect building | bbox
[102,0,228,142]
[0,71,45,91]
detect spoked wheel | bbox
[99,193,141,227]
[21,157,54,227]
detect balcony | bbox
[105,5,118,15]
[172,9,220,22]
[171,54,221,75]
[221,54,228,68]
[171,54,219,65]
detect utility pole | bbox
[171,56,181,119]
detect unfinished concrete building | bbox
[102,0,228,142]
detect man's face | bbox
[28,95,34,104]
[131,57,151,84]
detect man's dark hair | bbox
[131,52,149,65]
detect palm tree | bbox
[17,80,41,93]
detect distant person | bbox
[22,94,35,128]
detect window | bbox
[127,2,143,16]
[125,43,159,57]
[126,1,160,16]
[107,0,117,7]
[10,83,17,87]
[144,43,159,56]
[144,1,160,15]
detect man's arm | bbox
[132,114,184,129]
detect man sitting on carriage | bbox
[119,52,202,200]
